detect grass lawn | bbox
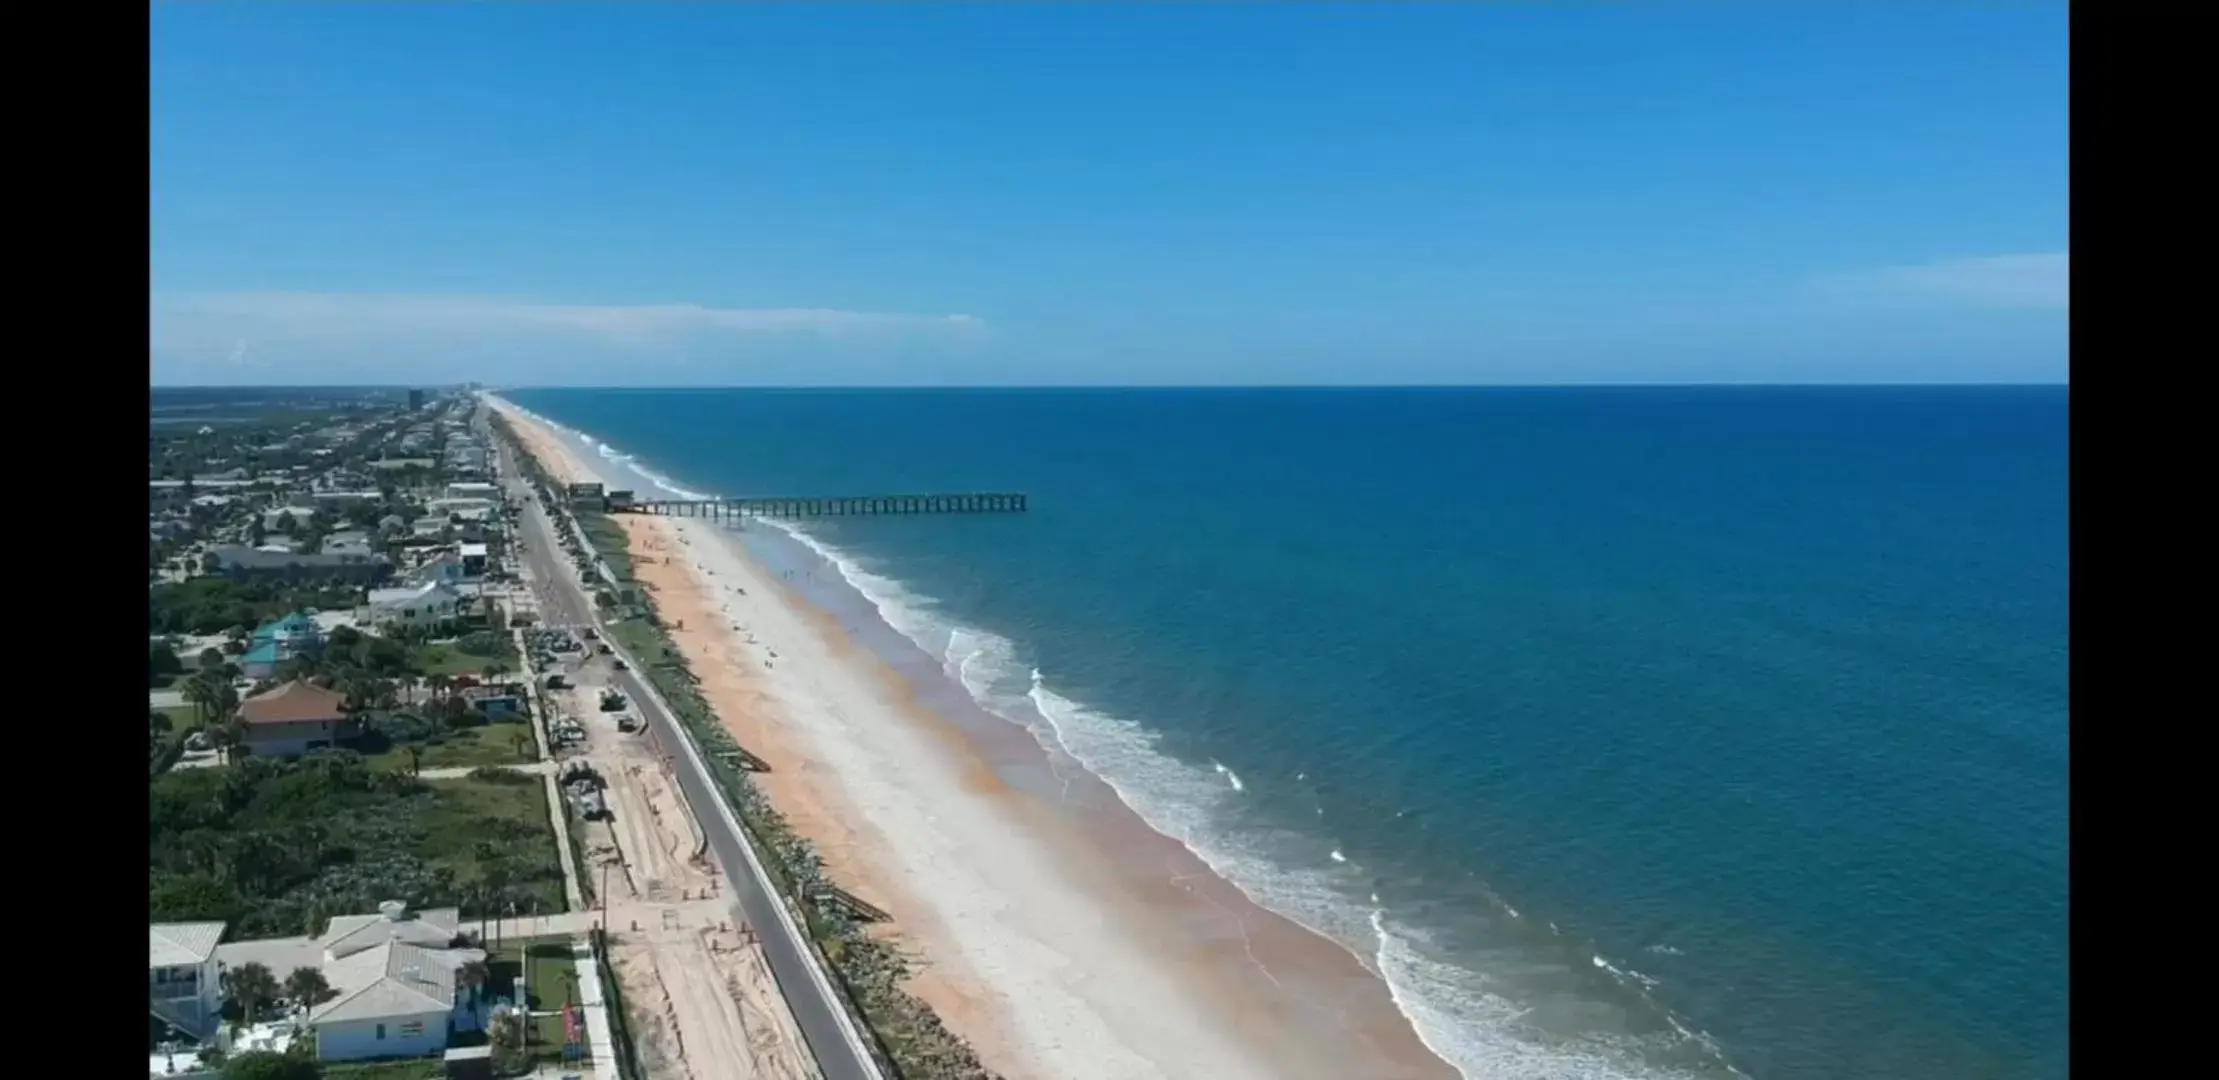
[421,775,568,916]
[155,703,199,729]
[363,721,539,773]
[412,639,518,678]
[323,1061,446,1080]
[579,513,635,582]
[489,937,584,1056]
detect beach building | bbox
[236,680,357,757]
[150,922,226,1043]
[362,581,466,629]
[207,545,392,586]
[445,481,500,501]
[239,612,325,679]
[188,902,490,1066]
[458,542,489,577]
[322,531,376,559]
[406,552,468,588]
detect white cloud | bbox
[150,291,987,367]
[1818,253,2070,310]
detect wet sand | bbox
[488,395,1458,1080]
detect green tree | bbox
[220,1049,320,1080]
[487,1008,532,1074]
[151,641,185,687]
[199,647,225,671]
[222,961,281,1025]
[282,966,334,1009]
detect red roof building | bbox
[236,680,357,757]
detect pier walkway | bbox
[621,492,1027,518]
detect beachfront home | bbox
[308,907,488,1061]
[203,902,489,1065]
[406,553,467,588]
[239,612,325,679]
[208,545,391,586]
[237,680,357,757]
[150,922,226,1043]
[445,481,501,501]
[362,581,466,630]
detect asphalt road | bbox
[499,444,881,1080]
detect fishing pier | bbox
[617,492,1028,519]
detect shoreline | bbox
[488,394,1459,1080]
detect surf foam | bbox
[492,408,1736,1080]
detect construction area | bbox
[540,633,822,1080]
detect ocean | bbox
[504,386,2069,1080]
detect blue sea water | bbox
[506,386,2069,1080]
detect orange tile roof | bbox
[237,680,348,725]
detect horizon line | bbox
[152,381,2071,392]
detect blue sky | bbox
[150,3,2068,386]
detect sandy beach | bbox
[489,395,1457,1080]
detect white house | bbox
[150,922,226,1043]
[406,553,468,588]
[458,543,489,577]
[208,902,488,1065]
[310,903,486,1062]
[362,581,465,629]
[444,481,501,501]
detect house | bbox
[206,902,488,1065]
[406,553,468,588]
[362,581,466,629]
[323,531,376,559]
[150,922,227,1043]
[262,505,317,531]
[240,612,326,679]
[237,680,358,757]
[309,904,487,1062]
[458,543,489,577]
[376,513,407,535]
[444,482,500,501]
[208,546,392,586]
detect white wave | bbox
[496,402,1735,1080]
[1593,954,1663,992]
[772,525,1724,1079]
[1369,910,1717,1080]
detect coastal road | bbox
[497,438,882,1080]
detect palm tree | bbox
[457,958,490,1007]
[210,719,245,765]
[182,677,215,727]
[224,961,281,1026]
[283,966,334,1012]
